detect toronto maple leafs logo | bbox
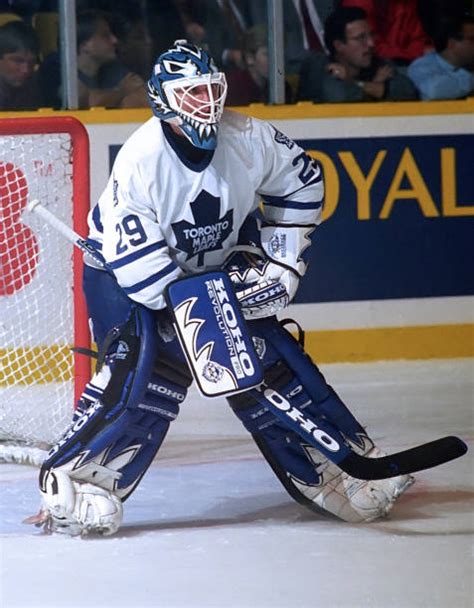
[172,190,233,265]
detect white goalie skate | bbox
[291,444,415,523]
[26,469,123,537]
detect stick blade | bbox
[339,436,468,480]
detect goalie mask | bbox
[147,40,227,150]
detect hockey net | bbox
[0,116,90,465]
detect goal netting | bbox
[0,116,90,465]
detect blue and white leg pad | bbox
[41,305,192,501]
[229,318,370,445]
[228,318,413,522]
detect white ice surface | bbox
[1,359,473,608]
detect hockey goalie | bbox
[33,40,420,536]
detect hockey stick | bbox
[340,436,467,480]
[29,200,469,480]
[256,388,467,480]
[27,199,106,269]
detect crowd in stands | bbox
[0,0,472,111]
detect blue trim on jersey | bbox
[92,204,103,233]
[161,121,214,172]
[262,196,323,210]
[87,238,103,251]
[109,240,167,269]
[123,261,177,294]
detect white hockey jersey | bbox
[87,110,324,309]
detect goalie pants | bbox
[59,266,369,506]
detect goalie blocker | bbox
[165,271,264,397]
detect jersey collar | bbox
[161,121,214,172]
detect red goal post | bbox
[0,116,91,463]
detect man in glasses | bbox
[297,6,418,103]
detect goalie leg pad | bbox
[228,318,414,522]
[243,317,369,446]
[37,350,192,536]
[42,306,192,501]
[37,270,192,535]
[43,305,160,469]
[228,358,340,491]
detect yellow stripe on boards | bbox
[1,324,472,385]
[1,98,472,123]
[303,324,474,363]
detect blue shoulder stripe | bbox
[262,196,323,210]
[123,261,177,294]
[110,240,167,269]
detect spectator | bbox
[75,10,148,109]
[283,0,338,75]
[297,6,419,102]
[407,14,474,100]
[340,0,432,66]
[173,0,257,70]
[77,0,154,78]
[226,24,293,106]
[111,9,154,80]
[180,1,337,80]
[0,20,41,110]
[40,9,148,109]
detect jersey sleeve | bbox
[97,155,182,310]
[254,120,324,227]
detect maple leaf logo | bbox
[172,190,233,265]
